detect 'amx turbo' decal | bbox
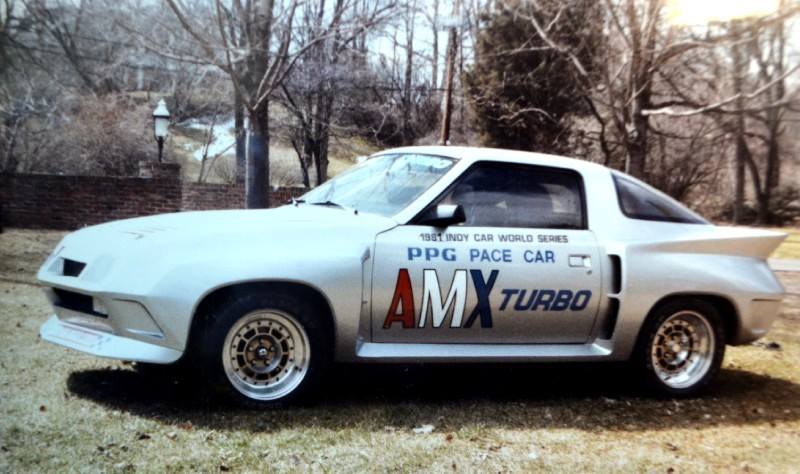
[382,269,592,329]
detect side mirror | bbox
[417,204,466,227]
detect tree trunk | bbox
[759,122,780,224]
[402,0,416,145]
[735,134,749,223]
[290,137,311,188]
[315,89,335,185]
[246,104,270,209]
[302,136,314,188]
[730,21,747,224]
[2,117,20,173]
[756,185,769,225]
[757,10,786,225]
[316,139,329,186]
[626,103,648,179]
[234,93,246,183]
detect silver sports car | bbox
[38,146,787,406]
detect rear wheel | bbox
[198,291,330,407]
[634,298,726,397]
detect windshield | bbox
[300,153,456,216]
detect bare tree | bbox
[279,0,395,186]
[428,0,439,88]
[439,0,460,144]
[401,0,417,144]
[517,0,727,178]
[640,5,800,223]
[161,0,310,208]
[20,0,133,94]
[281,0,349,187]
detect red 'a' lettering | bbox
[383,269,415,328]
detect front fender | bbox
[140,237,373,357]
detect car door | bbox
[371,161,602,344]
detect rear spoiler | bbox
[644,227,787,260]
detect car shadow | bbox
[66,362,800,433]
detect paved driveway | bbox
[769,259,800,272]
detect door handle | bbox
[568,254,592,268]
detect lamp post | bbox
[152,99,170,162]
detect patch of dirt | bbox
[0,229,66,284]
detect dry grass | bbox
[0,229,66,285]
[1,229,799,472]
[167,123,375,186]
[771,228,800,260]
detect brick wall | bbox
[180,183,305,211]
[0,163,308,230]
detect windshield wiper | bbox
[310,200,357,214]
[310,200,344,208]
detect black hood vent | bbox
[63,259,86,277]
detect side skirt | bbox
[355,340,620,363]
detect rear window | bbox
[613,174,707,224]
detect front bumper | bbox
[40,315,182,363]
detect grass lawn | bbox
[1,229,800,472]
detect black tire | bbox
[633,298,726,397]
[196,290,331,408]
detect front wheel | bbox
[198,291,330,407]
[634,298,726,397]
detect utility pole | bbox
[431,0,439,90]
[439,0,460,145]
[730,19,746,224]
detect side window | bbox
[433,163,585,229]
[613,174,707,224]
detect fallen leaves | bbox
[412,424,435,435]
[666,443,679,452]
[752,341,782,351]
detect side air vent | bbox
[63,259,86,277]
[600,298,619,340]
[608,255,622,294]
[52,288,106,318]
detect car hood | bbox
[76,204,396,240]
[41,205,398,283]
